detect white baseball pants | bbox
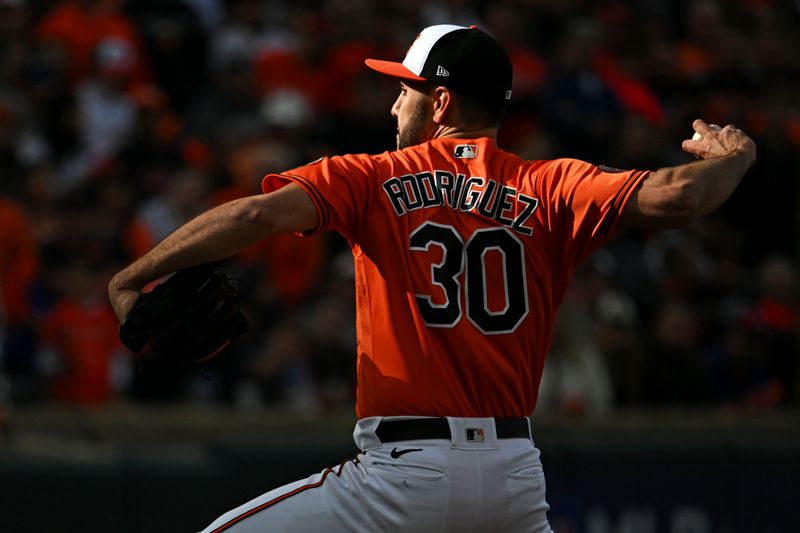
[200,416,553,532]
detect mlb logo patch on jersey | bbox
[466,428,485,442]
[454,144,478,159]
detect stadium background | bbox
[0,0,797,531]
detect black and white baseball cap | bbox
[365,24,513,106]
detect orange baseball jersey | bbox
[263,137,647,418]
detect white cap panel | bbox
[401,24,466,75]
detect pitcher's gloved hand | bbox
[118,263,249,366]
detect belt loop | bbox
[354,416,383,450]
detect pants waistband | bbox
[375,417,531,444]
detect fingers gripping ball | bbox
[692,123,722,141]
[118,263,249,366]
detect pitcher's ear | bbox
[431,86,453,124]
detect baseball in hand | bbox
[692,123,722,141]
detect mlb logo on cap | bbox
[365,25,513,106]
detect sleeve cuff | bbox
[262,173,331,235]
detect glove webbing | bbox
[158,288,249,365]
[119,263,249,365]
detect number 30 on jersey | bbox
[409,222,528,334]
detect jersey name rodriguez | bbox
[381,170,539,236]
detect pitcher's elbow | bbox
[233,197,277,237]
[643,187,702,228]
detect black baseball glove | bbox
[118,262,249,366]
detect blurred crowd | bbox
[0,0,797,417]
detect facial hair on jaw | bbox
[397,100,432,150]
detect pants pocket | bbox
[370,461,446,481]
[510,463,545,481]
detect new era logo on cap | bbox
[364,24,513,105]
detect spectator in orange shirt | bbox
[34,0,151,89]
[212,139,329,312]
[40,261,126,406]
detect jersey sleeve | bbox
[262,153,381,243]
[536,158,648,271]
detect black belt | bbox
[375,417,531,443]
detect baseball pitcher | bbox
[109,25,756,532]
